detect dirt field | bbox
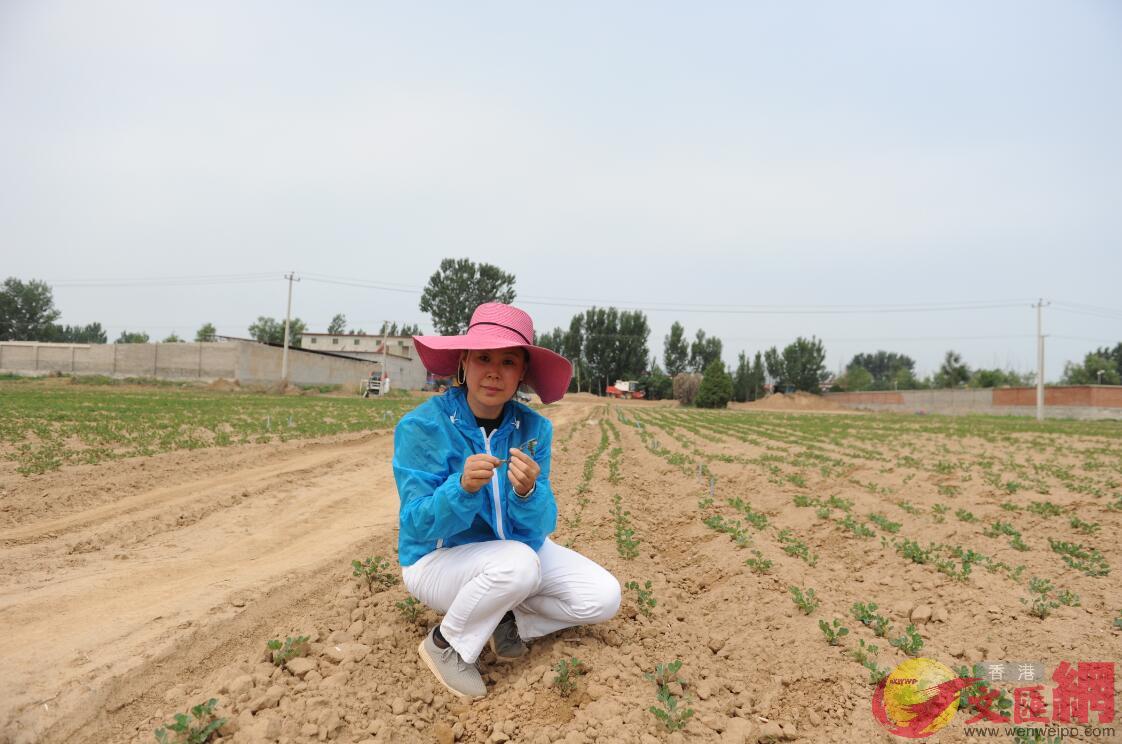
[2,393,1121,744]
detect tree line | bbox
[4,272,1121,399]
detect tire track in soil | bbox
[1,432,400,744]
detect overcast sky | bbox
[2,1,1120,380]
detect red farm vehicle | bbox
[606,379,645,399]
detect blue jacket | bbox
[393,386,558,566]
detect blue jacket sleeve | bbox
[393,415,480,542]
[505,418,557,537]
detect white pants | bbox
[401,538,621,664]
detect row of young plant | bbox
[529,406,695,731]
[633,408,1117,594]
[647,406,1122,511]
[645,419,1122,686]
[0,383,417,474]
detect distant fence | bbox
[824,386,1122,420]
[0,341,375,389]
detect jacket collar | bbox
[442,386,520,434]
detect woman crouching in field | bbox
[392,302,621,699]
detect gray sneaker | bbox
[418,627,487,700]
[488,614,528,662]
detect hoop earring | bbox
[456,363,466,386]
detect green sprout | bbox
[819,618,850,646]
[789,586,820,615]
[625,580,657,618]
[890,624,924,656]
[352,556,399,589]
[154,698,226,744]
[266,635,309,668]
[395,596,422,622]
[645,660,694,732]
[552,657,585,697]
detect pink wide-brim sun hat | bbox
[412,303,573,405]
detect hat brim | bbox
[413,334,572,405]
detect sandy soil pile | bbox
[1,397,1119,744]
[208,379,242,392]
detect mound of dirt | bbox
[265,381,303,396]
[206,378,241,392]
[735,391,844,411]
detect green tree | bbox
[616,310,651,382]
[663,322,689,376]
[162,333,184,343]
[782,336,828,394]
[195,323,217,342]
[764,347,786,391]
[639,360,673,400]
[328,314,347,334]
[564,315,585,392]
[115,330,150,344]
[0,278,61,341]
[748,351,766,401]
[419,258,516,335]
[41,322,108,343]
[248,316,305,347]
[969,368,1034,388]
[696,359,733,409]
[846,351,917,390]
[1093,343,1122,379]
[732,351,750,402]
[536,327,566,354]
[689,329,723,373]
[835,365,873,392]
[1061,353,1122,385]
[934,350,970,388]
[582,307,619,395]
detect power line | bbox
[47,273,282,288]
[38,270,1096,319]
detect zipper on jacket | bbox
[482,427,506,540]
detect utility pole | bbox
[281,272,300,382]
[382,320,389,384]
[1034,298,1049,422]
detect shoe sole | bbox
[418,639,486,701]
[488,636,527,663]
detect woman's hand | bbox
[460,453,500,493]
[507,447,541,497]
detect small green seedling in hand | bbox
[352,556,399,589]
[266,635,309,668]
[552,657,585,697]
[154,698,226,744]
[789,585,820,615]
[745,549,773,574]
[625,579,657,618]
[1022,577,1060,619]
[645,660,694,732]
[819,618,849,646]
[395,596,422,622]
[890,624,924,656]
